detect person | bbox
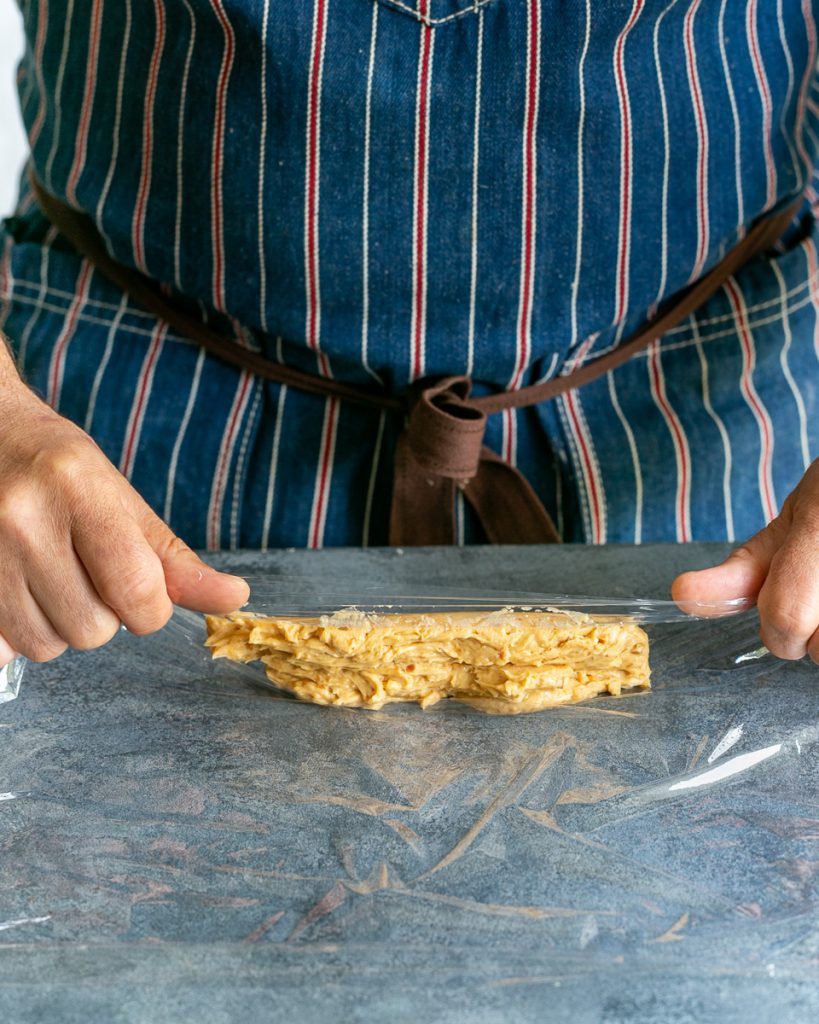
[0,0,817,669]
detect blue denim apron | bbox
[2,0,819,548]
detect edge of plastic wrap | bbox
[0,657,24,704]
[163,576,769,708]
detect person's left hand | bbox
[672,459,819,663]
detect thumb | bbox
[671,515,789,615]
[136,502,250,614]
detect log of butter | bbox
[204,608,650,713]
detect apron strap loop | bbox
[389,375,560,545]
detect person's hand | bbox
[672,459,819,662]
[0,382,249,668]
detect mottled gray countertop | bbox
[2,544,819,1024]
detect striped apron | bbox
[1,0,819,550]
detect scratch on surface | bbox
[554,704,642,718]
[212,864,335,883]
[416,734,571,881]
[383,818,424,852]
[555,784,629,805]
[338,842,357,880]
[519,806,619,854]
[244,910,285,942]
[649,911,689,943]
[131,881,174,905]
[294,794,419,817]
[104,814,269,835]
[345,862,391,895]
[687,735,710,772]
[287,881,348,942]
[518,808,735,908]
[407,888,614,921]
[0,916,51,932]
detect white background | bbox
[0,0,28,216]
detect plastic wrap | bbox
[1,546,818,1020]
[168,576,765,710]
[2,579,763,709]
[0,656,24,704]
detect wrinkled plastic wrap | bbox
[0,656,23,704]
[1,578,759,709]
[1,546,818,1023]
[175,576,759,712]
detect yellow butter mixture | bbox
[204,609,650,713]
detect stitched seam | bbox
[615,288,819,360]
[0,287,197,345]
[419,456,479,475]
[378,0,495,27]
[3,269,816,380]
[417,417,485,438]
[4,281,813,374]
[572,265,819,365]
[664,264,819,332]
[7,232,816,330]
[6,275,169,321]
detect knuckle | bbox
[66,611,121,651]
[762,604,815,641]
[0,484,39,535]
[32,440,89,482]
[101,561,163,609]
[105,562,171,635]
[153,531,190,563]
[23,635,68,663]
[166,533,191,559]
[126,602,172,637]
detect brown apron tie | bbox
[390,376,560,544]
[28,171,800,546]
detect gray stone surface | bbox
[1,544,818,1023]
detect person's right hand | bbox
[0,381,250,668]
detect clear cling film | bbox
[0,658,24,704]
[1,575,767,706]
[3,547,817,1013]
[168,576,768,715]
[218,574,755,623]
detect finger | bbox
[756,514,819,661]
[72,500,173,636]
[671,515,788,616]
[136,502,250,613]
[0,634,16,669]
[28,553,121,652]
[0,583,68,663]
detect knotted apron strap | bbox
[471,198,801,416]
[29,170,800,546]
[389,377,559,545]
[390,197,801,545]
[28,173,402,415]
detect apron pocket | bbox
[375,0,498,27]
